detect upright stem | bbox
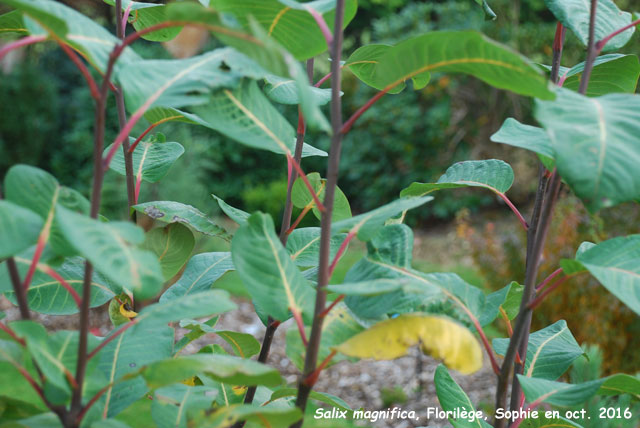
[292,2,345,425]
[114,0,136,213]
[493,19,567,425]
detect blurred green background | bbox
[1,0,639,373]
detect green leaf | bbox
[141,224,195,281]
[133,201,228,238]
[544,0,635,52]
[0,10,27,34]
[475,0,496,20]
[286,228,347,267]
[264,75,333,106]
[0,201,42,259]
[346,44,428,94]
[335,314,483,375]
[191,80,326,158]
[231,212,314,322]
[92,323,174,419]
[139,354,282,388]
[215,331,261,359]
[104,0,181,42]
[4,164,90,257]
[0,412,63,428]
[519,417,583,428]
[535,88,640,211]
[0,256,116,315]
[332,196,433,241]
[400,159,514,198]
[560,54,640,97]
[133,290,236,328]
[572,234,640,315]
[2,0,140,72]
[291,173,351,221]
[268,388,350,411]
[598,374,640,398]
[349,32,553,99]
[434,365,491,428]
[478,282,513,326]
[151,384,217,428]
[117,49,248,116]
[105,139,184,184]
[209,0,357,61]
[490,118,554,170]
[517,376,604,406]
[286,302,364,371]
[195,404,301,428]
[494,321,583,380]
[0,341,46,410]
[160,252,234,302]
[55,207,164,300]
[212,195,249,225]
[500,281,524,320]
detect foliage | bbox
[0,1,639,428]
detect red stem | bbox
[57,42,101,100]
[15,364,47,405]
[22,237,46,293]
[292,310,308,346]
[286,205,312,235]
[286,154,325,212]
[340,89,389,134]
[472,315,501,375]
[306,7,333,47]
[0,35,46,61]
[328,230,356,277]
[595,18,640,53]
[527,275,570,310]
[76,382,112,424]
[314,72,332,88]
[0,322,26,346]
[42,266,82,309]
[304,349,337,386]
[128,123,157,153]
[87,320,137,361]
[499,307,513,337]
[121,3,132,31]
[134,173,143,204]
[319,295,344,318]
[497,192,529,230]
[535,268,563,291]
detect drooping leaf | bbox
[544,0,635,52]
[559,54,640,97]
[141,224,195,281]
[335,314,483,375]
[209,0,357,60]
[4,164,90,257]
[139,354,282,388]
[490,118,554,170]
[494,320,583,380]
[499,281,524,320]
[0,256,116,315]
[331,196,433,241]
[434,365,492,428]
[535,88,640,211]
[286,302,364,371]
[105,139,184,184]
[55,207,164,300]
[160,252,234,302]
[474,0,496,20]
[291,173,351,221]
[191,80,326,158]
[1,0,140,71]
[400,159,514,198]
[349,32,553,99]
[212,195,249,225]
[133,201,228,238]
[569,234,640,315]
[151,384,217,428]
[286,228,347,267]
[517,376,605,406]
[0,201,42,259]
[215,331,261,359]
[231,212,314,322]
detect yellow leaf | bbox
[182,376,197,386]
[334,314,483,374]
[232,385,247,396]
[119,303,138,320]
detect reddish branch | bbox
[87,320,138,361]
[0,322,26,346]
[328,230,356,276]
[497,193,529,230]
[595,18,640,53]
[292,310,308,346]
[535,268,563,291]
[42,266,82,309]
[0,35,46,60]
